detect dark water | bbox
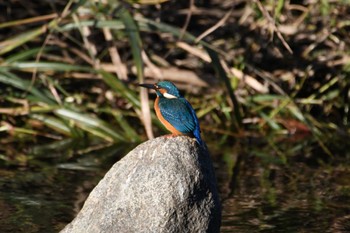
[1,135,350,232]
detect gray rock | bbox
[60,136,221,233]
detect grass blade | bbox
[0,70,55,104]
[5,61,92,72]
[119,7,154,139]
[206,47,242,129]
[0,27,47,55]
[30,114,75,137]
[99,70,140,108]
[55,108,125,142]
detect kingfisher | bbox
[139,81,203,146]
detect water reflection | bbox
[215,135,350,232]
[0,140,134,233]
[0,168,98,233]
[0,135,350,232]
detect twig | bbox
[29,1,74,105]
[179,0,195,40]
[141,67,207,87]
[253,0,293,54]
[102,21,128,80]
[176,41,211,62]
[142,50,163,80]
[195,6,233,43]
[140,87,154,139]
[0,13,58,29]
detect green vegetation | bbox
[1,2,350,231]
[0,0,349,163]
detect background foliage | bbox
[0,0,349,163]
[1,1,350,232]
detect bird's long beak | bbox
[139,83,157,90]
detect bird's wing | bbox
[158,98,196,134]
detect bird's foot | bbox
[163,134,178,138]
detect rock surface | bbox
[60,136,221,233]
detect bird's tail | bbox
[193,129,203,146]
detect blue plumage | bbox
[158,98,195,133]
[139,81,203,146]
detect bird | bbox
[139,81,203,146]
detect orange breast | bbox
[154,97,182,135]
